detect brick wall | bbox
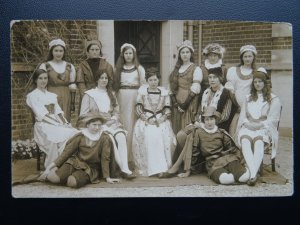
[184,21,274,67]
[11,21,98,140]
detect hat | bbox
[203,43,225,58]
[177,40,194,53]
[49,39,66,49]
[240,45,257,56]
[207,67,223,79]
[120,43,136,53]
[253,67,268,81]
[79,113,106,127]
[202,106,221,119]
[86,39,102,50]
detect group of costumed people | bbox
[25,38,281,188]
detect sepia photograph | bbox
[11,20,293,197]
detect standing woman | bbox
[169,40,203,134]
[26,69,79,168]
[200,43,227,96]
[225,45,264,136]
[79,70,136,179]
[39,39,77,122]
[132,68,176,177]
[236,70,281,186]
[76,39,114,101]
[113,43,146,168]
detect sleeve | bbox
[224,67,236,93]
[106,62,114,83]
[54,135,82,167]
[138,65,147,86]
[76,63,87,98]
[135,92,145,118]
[26,94,49,122]
[79,94,91,117]
[68,64,77,90]
[262,97,282,129]
[39,63,47,71]
[218,100,232,124]
[190,66,202,94]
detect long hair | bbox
[250,78,272,103]
[95,69,117,107]
[169,47,194,94]
[47,45,66,61]
[113,46,140,91]
[238,51,256,70]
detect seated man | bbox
[44,113,121,188]
[162,106,250,185]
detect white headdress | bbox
[49,39,66,49]
[240,45,257,55]
[177,40,194,53]
[121,43,136,52]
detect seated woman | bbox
[164,67,233,177]
[45,114,121,188]
[26,69,79,169]
[236,69,281,186]
[161,107,250,185]
[132,67,176,177]
[78,69,135,179]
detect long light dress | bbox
[39,61,76,122]
[236,93,281,159]
[117,65,146,167]
[225,66,254,135]
[132,85,177,176]
[26,88,80,167]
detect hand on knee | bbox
[219,173,235,185]
[238,167,250,183]
[67,175,78,188]
[47,170,60,184]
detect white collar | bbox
[200,123,218,134]
[81,128,103,141]
[204,59,223,69]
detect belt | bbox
[120,85,139,89]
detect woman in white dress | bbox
[26,69,79,168]
[113,43,146,169]
[225,45,266,136]
[132,68,176,177]
[39,38,77,122]
[236,70,281,186]
[79,69,136,179]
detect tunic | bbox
[171,63,202,134]
[54,132,115,182]
[193,125,242,176]
[236,93,281,159]
[26,88,80,167]
[39,61,76,122]
[76,58,114,98]
[132,85,176,176]
[117,65,146,166]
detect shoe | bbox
[158,172,176,179]
[247,176,257,186]
[121,172,136,180]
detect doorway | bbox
[114,21,161,73]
